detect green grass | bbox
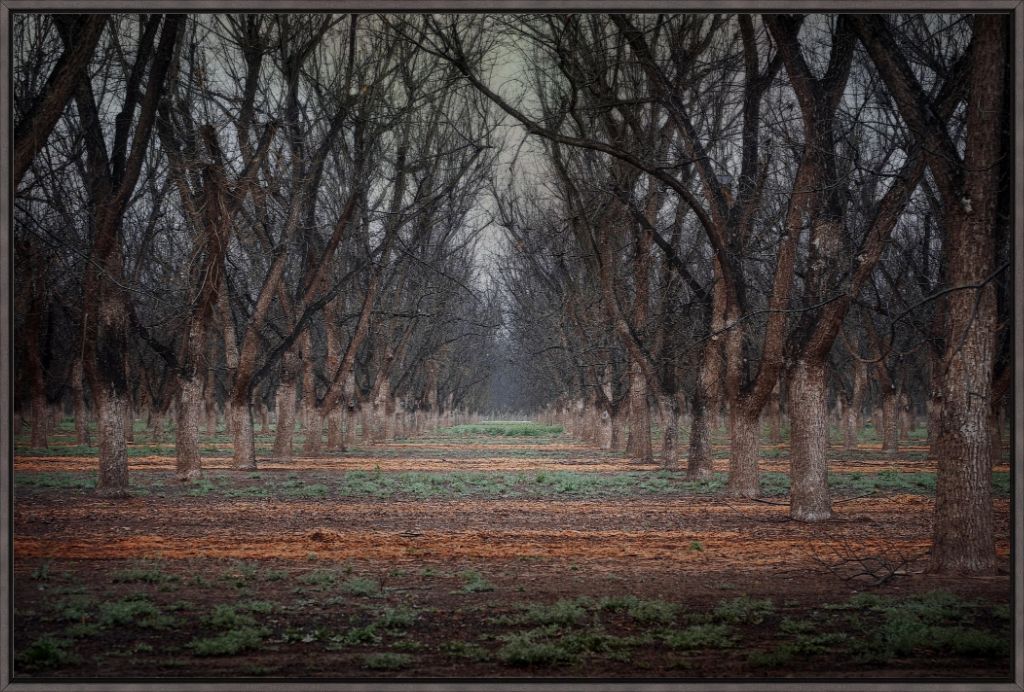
[189,626,267,656]
[443,422,564,437]
[361,652,413,670]
[660,623,735,650]
[17,636,80,670]
[459,570,495,593]
[340,576,382,597]
[710,596,774,625]
[597,595,680,624]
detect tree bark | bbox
[659,394,679,469]
[726,405,760,497]
[176,374,203,480]
[787,361,832,521]
[272,350,300,461]
[881,389,899,455]
[625,361,653,462]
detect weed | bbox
[204,604,256,629]
[501,599,588,626]
[442,641,492,661]
[53,594,97,621]
[189,627,267,656]
[298,569,337,590]
[377,606,418,629]
[17,636,80,669]
[97,597,175,629]
[712,595,774,625]
[459,570,495,593]
[497,632,577,667]
[112,564,179,585]
[598,595,679,624]
[341,576,381,597]
[330,624,381,647]
[362,652,413,670]
[660,623,735,650]
[239,600,276,614]
[31,561,51,581]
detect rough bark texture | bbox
[625,362,652,462]
[686,392,714,481]
[881,390,899,455]
[787,361,832,521]
[726,407,760,498]
[95,387,129,497]
[272,351,300,461]
[175,375,204,481]
[843,360,866,450]
[659,394,679,469]
[230,400,257,469]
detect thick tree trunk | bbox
[272,353,300,462]
[148,410,164,444]
[327,408,345,451]
[787,361,832,521]
[597,408,613,450]
[95,388,130,496]
[726,406,760,497]
[176,375,204,480]
[881,390,899,455]
[625,361,652,462]
[229,396,257,469]
[686,390,714,480]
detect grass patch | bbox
[711,596,774,625]
[361,652,413,670]
[660,623,735,650]
[444,422,564,437]
[340,576,381,597]
[459,570,495,593]
[17,636,80,670]
[189,627,267,656]
[598,595,680,624]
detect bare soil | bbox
[10,427,1013,681]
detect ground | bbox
[10,419,1013,680]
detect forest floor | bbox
[10,420,1014,681]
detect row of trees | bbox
[418,13,1008,574]
[13,14,501,484]
[11,12,1012,575]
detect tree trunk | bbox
[767,386,783,444]
[787,361,832,521]
[327,408,345,451]
[625,361,652,462]
[176,375,204,481]
[726,406,760,497]
[843,360,865,450]
[71,358,91,445]
[659,394,679,469]
[95,387,130,496]
[272,352,300,462]
[686,390,714,480]
[597,408,613,450]
[229,397,257,469]
[881,390,899,455]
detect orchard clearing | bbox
[11,420,1012,679]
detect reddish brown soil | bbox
[10,431,1014,681]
